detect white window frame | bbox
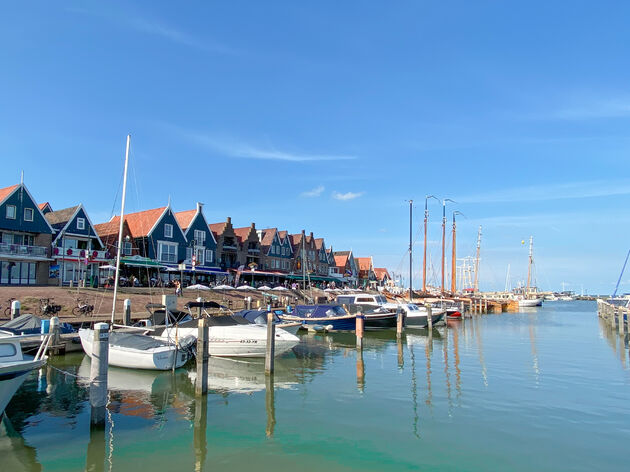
[24,208,34,222]
[206,249,213,263]
[164,224,173,238]
[6,205,16,219]
[77,217,85,230]
[158,241,177,263]
[194,229,206,246]
[195,246,205,265]
[123,241,132,256]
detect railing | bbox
[0,243,48,258]
[52,247,109,260]
[248,248,260,254]
[222,244,238,251]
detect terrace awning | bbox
[121,256,165,268]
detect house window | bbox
[186,247,193,262]
[194,229,206,245]
[195,247,205,265]
[24,208,34,222]
[6,205,16,219]
[123,241,132,255]
[164,224,173,238]
[206,249,213,263]
[158,241,177,262]
[77,218,85,230]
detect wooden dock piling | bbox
[89,322,109,427]
[265,312,275,374]
[50,316,61,355]
[396,308,404,338]
[426,304,433,330]
[356,312,364,349]
[196,318,209,396]
[11,300,20,320]
[123,299,131,326]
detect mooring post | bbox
[484,299,488,314]
[620,310,626,336]
[426,303,433,330]
[90,323,109,427]
[196,318,209,396]
[246,296,252,310]
[356,311,364,349]
[10,300,20,320]
[265,373,276,437]
[123,299,131,326]
[356,348,365,392]
[265,312,275,374]
[396,307,404,338]
[50,316,61,354]
[196,297,203,318]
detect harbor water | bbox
[3,301,630,471]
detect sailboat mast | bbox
[441,200,446,295]
[451,212,456,294]
[526,236,533,295]
[111,134,131,326]
[423,198,428,293]
[409,199,413,302]
[473,225,482,292]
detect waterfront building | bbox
[314,237,330,277]
[38,202,53,215]
[258,227,293,274]
[209,217,240,273]
[0,183,54,285]
[356,256,376,289]
[234,223,261,269]
[175,203,225,282]
[333,250,358,287]
[374,267,392,288]
[45,204,109,286]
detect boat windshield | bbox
[375,296,388,305]
[323,306,348,318]
[406,304,421,311]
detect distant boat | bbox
[281,305,357,331]
[334,293,398,328]
[232,309,302,335]
[0,330,49,416]
[518,236,544,308]
[383,302,446,328]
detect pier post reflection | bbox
[443,327,452,410]
[86,422,106,472]
[453,321,462,401]
[265,374,276,437]
[425,330,433,408]
[193,395,208,472]
[397,335,404,369]
[356,349,365,393]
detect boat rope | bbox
[46,364,89,380]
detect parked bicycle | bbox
[72,297,94,316]
[38,298,62,317]
[1,297,16,317]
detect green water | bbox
[3,301,630,471]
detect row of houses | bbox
[0,181,392,288]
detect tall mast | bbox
[441,201,446,294]
[526,236,533,295]
[111,134,131,326]
[409,199,413,302]
[451,212,457,294]
[473,226,482,292]
[505,264,511,292]
[423,198,427,293]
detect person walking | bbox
[175,280,182,297]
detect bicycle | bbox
[39,298,62,317]
[72,297,94,316]
[1,297,16,317]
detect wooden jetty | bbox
[597,299,630,335]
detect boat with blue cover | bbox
[280,305,356,331]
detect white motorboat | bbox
[79,328,195,371]
[158,316,299,358]
[518,298,543,307]
[0,330,49,417]
[383,303,446,328]
[232,309,302,335]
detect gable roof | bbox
[233,225,257,243]
[38,202,52,213]
[0,184,19,205]
[174,209,196,231]
[45,205,80,229]
[314,238,325,250]
[111,207,167,238]
[334,254,349,268]
[356,257,372,271]
[259,228,277,248]
[374,268,390,281]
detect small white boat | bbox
[79,328,194,371]
[518,298,543,307]
[232,309,302,335]
[0,330,49,417]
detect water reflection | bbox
[0,415,41,472]
[193,394,207,471]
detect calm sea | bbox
[3,301,630,471]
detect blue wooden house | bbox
[0,183,54,285]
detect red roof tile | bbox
[374,268,390,281]
[108,207,166,238]
[334,254,348,268]
[259,228,277,248]
[175,209,196,230]
[0,184,19,204]
[356,257,372,271]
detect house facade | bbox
[259,228,293,273]
[356,256,376,288]
[234,224,261,269]
[374,268,392,288]
[0,183,54,285]
[175,203,225,282]
[314,237,329,277]
[210,217,240,271]
[45,204,109,286]
[333,250,358,287]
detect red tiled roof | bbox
[289,233,303,247]
[108,207,166,238]
[314,238,324,250]
[259,228,277,248]
[95,220,130,239]
[334,254,348,268]
[38,202,51,211]
[356,257,372,271]
[0,184,19,204]
[175,209,196,231]
[233,226,256,243]
[374,268,390,281]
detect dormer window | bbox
[164,224,173,238]
[6,205,16,219]
[77,218,85,230]
[24,208,34,222]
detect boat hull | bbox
[519,298,543,307]
[0,358,45,416]
[364,312,397,329]
[79,329,190,371]
[280,314,357,331]
[406,310,446,328]
[164,324,299,358]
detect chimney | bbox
[197,202,203,212]
[251,222,255,229]
[226,216,231,224]
[310,232,314,239]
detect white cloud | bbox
[549,98,630,121]
[187,133,356,162]
[332,191,364,201]
[301,186,325,197]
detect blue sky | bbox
[1,1,629,293]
